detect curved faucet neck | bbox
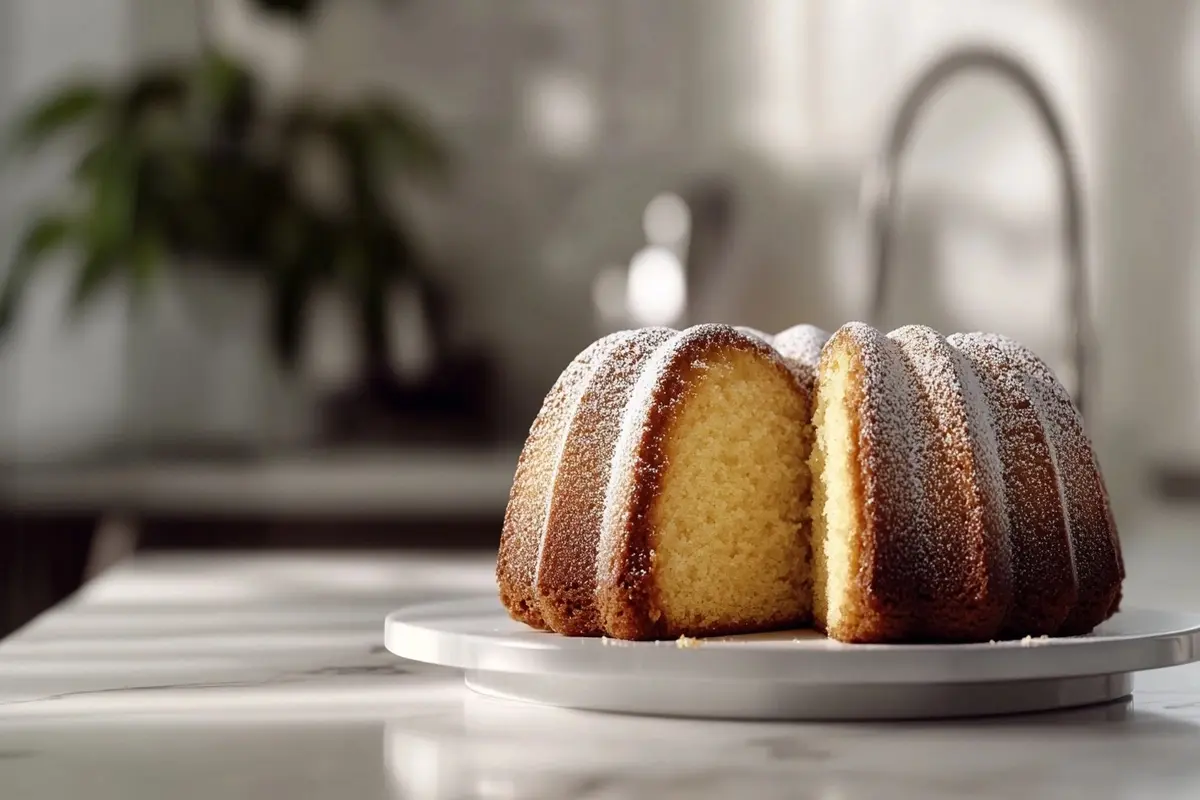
[863,45,1092,420]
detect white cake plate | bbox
[384,596,1200,721]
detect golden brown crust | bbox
[899,326,1013,641]
[535,328,675,635]
[1033,395,1122,636]
[969,333,1123,636]
[820,327,919,642]
[496,339,604,629]
[595,324,805,640]
[821,324,1122,643]
[596,378,669,640]
[950,333,1077,636]
[593,338,687,641]
[822,323,1014,643]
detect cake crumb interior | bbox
[649,350,811,633]
[811,349,862,635]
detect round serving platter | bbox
[384,596,1200,720]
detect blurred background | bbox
[0,0,1196,634]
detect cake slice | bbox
[809,323,1013,643]
[809,322,1122,644]
[595,324,813,639]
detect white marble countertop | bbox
[4,506,1200,799]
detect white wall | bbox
[292,0,1187,509]
[0,0,1194,512]
[1086,0,1199,475]
[293,0,1106,426]
[0,0,132,463]
[0,0,13,455]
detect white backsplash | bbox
[0,0,1196,503]
[0,0,133,463]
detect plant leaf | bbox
[358,99,450,180]
[127,231,164,300]
[193,50,258,141]
[73,138,132,187]
[120,66,188,123]
[69,249,119,312]
[6,83,111,156]
[0,214,77,335]
[86,141,136,253]
[17,214,76,261]
[269,260,314,367]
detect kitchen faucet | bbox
[862,45,1092,420]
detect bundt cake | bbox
[497,324,814,639]
[498,320,1124,645]
[811,323,1124,643]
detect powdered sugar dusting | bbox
[735,326,774,344]
[773,324,831,396]
[838,322,1120,638]
[535,326,675,631]
[829,322,929,601]
[497,336,609,625]
[596,329,685,593]
[887,325,1011,627]
[507,314,1121,642]
[774,324,831,372]
[953,332,1122,633]
[540,332,637,557]
[950,332,1077,635]
[596,327,746,587]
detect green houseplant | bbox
[0,0,450,378]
